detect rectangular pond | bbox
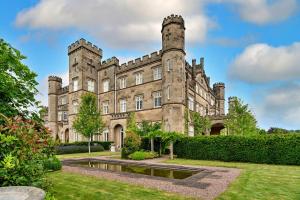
[67,159,200,180]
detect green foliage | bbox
[128,151,158,160]
[121,130,141,159]
[135,120,161,137]
[73,93,104,139]
[267,127,300,134]
[0,39,39,120]
[59,141,112,150]
[225,97,258,136]
[55,145,104,154]
[174,134,300,165]
[43,156,62,171]
[0,115,55,188]
[126,112,138,133]
[191,112,211,135]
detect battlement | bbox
[162,14,185,28]
[117,50,162,73]
[59,86,69,94]
[68,38,103,56]
[213,82,225,88]
[101,56,119,68]
[48,76,62,82]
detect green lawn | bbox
[164,159,300,200]
[56,151,120,159]
[47,171,192,200]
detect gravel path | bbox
[62,157,241,200]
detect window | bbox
[87,79,95,92]
[120,99,126,113]
[188,96,194,111]
[61,96,66,105]
[103,128,109,141]
[195,84,199,94]
[188,125,194,137]
[196,103,199,112]
[153,91,162,108]
[119,77,126,89]
[135,95,143,110]
[72,101,78,113]
[135,72,143,85]
[63,111,68,121]
[167,86,170,100]
[166,59,172,71]
[58,111,62,121]
[73,78,78,91]
[153,67,162,80]
[103,101,109,114]
[103,79,109,92]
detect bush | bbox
[121,130,141,159]
[43,156,62,171]
[129,151,158,160]
[58,141,112,150]
[174,134,300,165]
[0,116,55,187]
[55,145,104,155]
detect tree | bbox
[135,121,161,152]
[72,93,104,154]
[225,97,257,136]
[191,112,212,135]
[0,39,39,121]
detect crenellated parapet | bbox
[68,38,103,56]
[101,56,119,68]
[117,50,162,73]
[162,14,185,30]
[213,82,225,88]
[58,85,69,94]
[48,76,62,82]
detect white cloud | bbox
[15,0,214,49]
[223,0,298,25]
[36,71,69,106]
[228,42,300,83]
[253,83,300,129]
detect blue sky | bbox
[1,0,300,130]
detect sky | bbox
[1,0,300,130]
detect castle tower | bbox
[48,76,62,138]
[161,14,186,132]
[67,38,103,142]
[213,82,225,115]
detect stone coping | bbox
[0,186,45,200]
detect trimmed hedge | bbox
[55,145,104,154]
[43,156,62,171]
[174,134,300,165]
[58,141,113,150]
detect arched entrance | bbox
[210,123,225,135]
[64,128,69,143]
[114,124,125,149]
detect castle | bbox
[46,15,226,148]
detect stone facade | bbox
[46,15,225,147]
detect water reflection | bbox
[78,161,196,179]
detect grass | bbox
[47,171,192,200]
[56,151,120,159]
[164,159,300,200]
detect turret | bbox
[48,76,62,138]
[213,82,225,115]
[161,14,186,133]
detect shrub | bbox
[0,116,55,187]
[121,130,141,159]
[55,145,104,155]
[174,134,300,165]
[58,141,112,150]
[128,151,158,160]
[43,156,62,171]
